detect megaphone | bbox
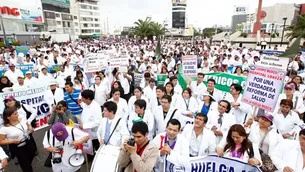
[69,144,85,167]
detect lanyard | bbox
[10,121,27,138]
[164,133,177,170]
[183,98,190,111]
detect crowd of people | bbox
[0,39,304,172]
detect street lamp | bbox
[269,23,275,49]
[280,17,288,46]
[0,12,9,47]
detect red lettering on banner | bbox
[35,114,51,129]
[0,6,20,16]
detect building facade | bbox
[0,0,44,44]
[172,0,186,29]
[70,0,102,36]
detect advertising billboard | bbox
[41,0,70,8]
[0,0,43,23]
[172,0,187,5]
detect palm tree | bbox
[133,19,152,39]
[285,14,305,40]
[150,22,166,39]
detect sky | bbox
[100,0,305,33]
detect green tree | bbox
[150,22,166,39]
[285,14,305,40]
[132,19,153,39]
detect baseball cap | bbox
[26,71,32,74]
[51,123,68,141]
[284,83,295,90]
[260,113,273,124]
[49,80,57,85]
[4,95,15,102]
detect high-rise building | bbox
[0,0,44,44]
[70,0,102,36]
[41,0,80,40]
[172,0,186,29]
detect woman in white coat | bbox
[128,87,149,113]
[175,88,198,118]
[247,113,283,155]
[108,88,129,123]
[275,82,305,116]
[197,91,218,116]
[164,82,179,109]
[216,124,262,167]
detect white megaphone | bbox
[69,144,85,167]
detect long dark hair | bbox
[4,99,21,109]
[0,76,13,92]
[3,107,17,125]
[224,124,252,155]
[165,82,174,96]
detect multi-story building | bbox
[70,0,102,36]
[42,0,80,40]
[172,0,186,29]
[0,0,44,44]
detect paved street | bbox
[6,127,92,172]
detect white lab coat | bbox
[275,92,305,114]
[271,139,305,172]
[247,122,283,155]
[174,84,183,95]
[209,88,224,102]
[181,124,216,156]
[80,100,102,140]
[154,107,184,134]
[174,96,198,114]
[127,95,149,114]
[273,109,303,139]
[206,110,236,144]
[224,93,253,124]
[96,116,129,146]
[221,142,262,166]
[188,81,207,100]
[128,110,154,140]
[45,88,65,107]
[108,98,129,123]
[152,132,190,172]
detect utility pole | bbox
[280,17,287,46]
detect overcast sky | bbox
[100,0,305,33]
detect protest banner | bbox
[0,64,34,76]
[157,74,168,85]
[178,72,246,97]
[0,83,51,130]
[15,46,30,55]
[262,50,284,56]
[241,65,286,112]
[134,73,143,87]
[168,155,261,172]
[182,55,197,77]
[259,56,289,70]
[83,54,101,73]
[109,55,129,72]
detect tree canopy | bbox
[285,14,305,40]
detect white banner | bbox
[109,55,129,72]
[182,55,197,77]
[259,56,289,70]
[169,155,261,172]
[0,84,51,130]
[241,65,286,112]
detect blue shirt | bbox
[64,88,83,115]
[200,104,210,116]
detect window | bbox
[46,19,56,26]
[75,29,79,32]
[62,21,66,27]
[91,24,94,27]
[74,16,77,20]
[55,13,60,18]
[62,14,73,21]
[80,5,87,9]
[83,24,88,27]
[74,22,78,26]
[93,7,98,10]
[67,22,71,27]
[44,12,55,19]
[56,21,61,25]
[95,29,101,33]
[94,18,98,22]
[95,24,99,27]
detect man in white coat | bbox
[205,78,223,102]
[45,80,64,108]
[97,101,129,146]
[181,113,216,157]
[79,90,102,158]
[128,99,154,140]
[271,129,305,172]
[206,100,236,144]
[188,73,207,100]
[154,95,184,134]
[152,119,190,172]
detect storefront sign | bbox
[0,6,20,16]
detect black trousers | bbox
[87,139,100,161]
[9,138,35,172]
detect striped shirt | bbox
[64,89,83,115]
